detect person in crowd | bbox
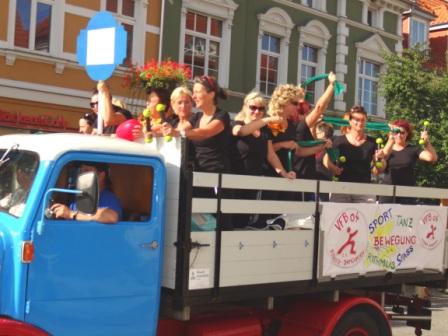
[90,81,132,134]
[231,91,281,175]
[0,156,37,217]
[230,91,283,229]
[79,112,96,135]
[324,105,381,203]
[315,122,334,180]
[162,75,231,173]
[169,86,193,130]
[266,84,332,181]
[51,162,122,224]
[162,75,232,230]
[376,119,437,204]
[143,87,178,137]
[293,72,336,182]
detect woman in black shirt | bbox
[162,75,230,173]
[266,84,331,180]
[231,91,280,175]
[324,105,380,203]
[378,119,437,204]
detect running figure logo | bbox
[418,210,442,250]
[327,208,368,268]
[337,227,358,255]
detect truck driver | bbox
[51,162,122,224]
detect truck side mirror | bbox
[75,171,99,215]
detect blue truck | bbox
[0,133,447,336]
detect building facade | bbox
[0,0,161,135]
[0,0,436,134]
[161,0,413,118]
[403,0,448,70]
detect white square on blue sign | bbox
[86,27,115,66]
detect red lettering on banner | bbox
[0,108,68,130]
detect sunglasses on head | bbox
[248,105,265,112]
[90,101,98,108]
[200,75,215,91]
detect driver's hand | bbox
[50,203,72,219]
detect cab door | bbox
[25,153,166,336]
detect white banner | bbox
[320,203,447,278]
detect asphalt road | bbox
[391,289,448,336]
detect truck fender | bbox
[278,295,391,336]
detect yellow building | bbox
[0,0,162,134]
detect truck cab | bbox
[0,133,167,336]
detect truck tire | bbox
[331,311,380,336]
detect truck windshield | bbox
[0,149,39,218]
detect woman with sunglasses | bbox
[377,119,437,204]
[90,81,132,134]
[266,84,332,181]
[231,91,281,175]
[293,72,336,184]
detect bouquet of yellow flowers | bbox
[126,59,192,92]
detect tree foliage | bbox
[379,48,448,187]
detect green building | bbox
[161,0,411,118]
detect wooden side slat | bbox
[221,199,316,214]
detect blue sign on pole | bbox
[76,11,127,81]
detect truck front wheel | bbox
[331,311,380,336]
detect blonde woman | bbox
[266,84,330,180]
[169,86,193,130]
[231,91,280,175]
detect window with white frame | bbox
[183,11,223,79]
[180,0,238,88]
[259,33,280,96]
[104,0,135,65]
[300,45,318,103]
[355,34,389,117]
[297,20,331,104]
[14,0,53,52]
[256,7,294,96]
[410,18,427,47]
[358,59,380,115]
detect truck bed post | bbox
[312,180,321,285]
[173,138,194,310]
[213,173,223,297]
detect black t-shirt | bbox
[333,135,376,183]
[294,120,316,179]
[230,120,269,175]
[383,145,422,186]
[266,121,296,176]
[189,108,231,173]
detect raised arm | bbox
[97,81,127,127]
[419,131,438,163]
[305,72,336,128]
